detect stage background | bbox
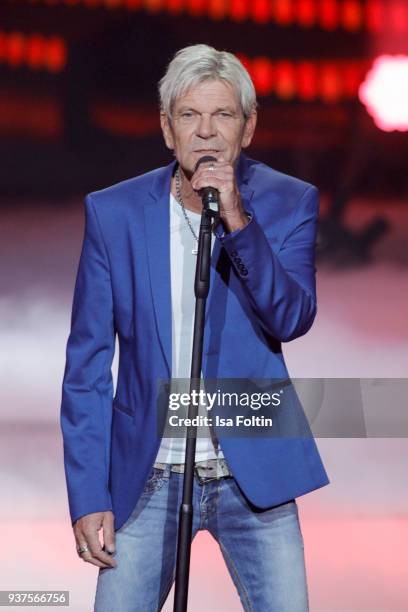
[1,1,407,610]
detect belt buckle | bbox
[194,461,224,484]
[194,468,218,484]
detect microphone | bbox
[194,155,219,214]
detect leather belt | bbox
[153,457,233,482]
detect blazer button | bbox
[241,268,248,276]
[235,257,242,264]
[230,250,238,257]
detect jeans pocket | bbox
[142,467,167,495]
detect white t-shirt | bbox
[154,193,224,464]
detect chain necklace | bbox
[175,167,199,255]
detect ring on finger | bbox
[77,544,89,555]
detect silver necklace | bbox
[175,167,199,255]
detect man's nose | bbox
[196,114,216,138]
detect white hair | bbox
[158,44,257,119]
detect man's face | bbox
[160,79,257,177]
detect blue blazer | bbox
[60,153,330,531]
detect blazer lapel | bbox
[143,160,176,376]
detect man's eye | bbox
[181,112,194,118]
[218,112,233,118]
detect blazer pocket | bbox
[113,398,134,418]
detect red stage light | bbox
[26,35,45,70]
[167,0,184,14]
[296,0,315,28]
[237,54,370,102]
[92,103,159,136]
[252,57,274,95]
[104,0,122,8]
[208,0,227,20]
[0,93,62,138]
[342,0,362,31]
[16,0,408,35]
[274,0,294,26]
[251,0,270,24]
[366,0,383,32]
[343,60,364,96]
[7,32,25,67]
[320,62,341,102]
[359,55,408,131]
[186,0,206,17]
[45,36,67,72]
[319,0,338,31]
[0,30,66,72]
[124,0,141,9]
[275,60,296,99]
[390,0,408,34]
[297,61,317,100]
[230,0,248,21]
[144,0,163,12]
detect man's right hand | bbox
[73,510,117,569]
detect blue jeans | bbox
[94,465,309,611]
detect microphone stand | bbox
[173,193,219,612]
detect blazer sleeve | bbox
[214,185,319,342]
[60,194,116,526]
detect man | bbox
[60,44,330,611]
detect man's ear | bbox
[242,109,257,149]
[160,112,174,150]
